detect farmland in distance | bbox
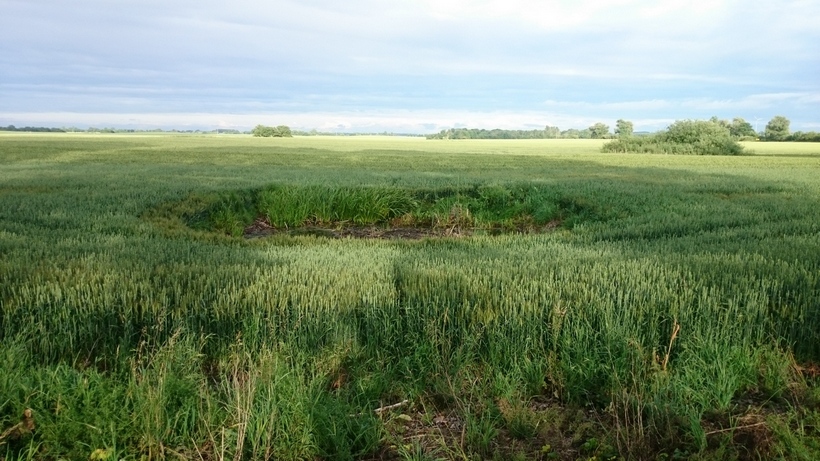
[1,133,819,460]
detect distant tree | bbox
[252,125,273,137]
[544,125,561,139]
[615,119,633,138]
[1,125,65,132]
[427,125,646,141]
[764,116,790,141]
[428,127,567,140]
[275,125,292,137]
[588,123,610,139]
[729,117,756,138]
[561,128,581,139]
[709,116,732,131]
[252,124,293,137]
[789,131,820,142]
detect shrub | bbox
[602,120,744,155]
[252,124,293,137]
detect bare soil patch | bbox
[243,217,562,240]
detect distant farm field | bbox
[1,133,819,460]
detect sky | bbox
[1,0,818,133]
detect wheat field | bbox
[1,133,819,460]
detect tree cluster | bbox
[251,125,293,137]
[712,115,819,142]
[292,129,424,137]
[615,119,634,138]
[0,125,246,134]
[756,116,820,142]
[602,119,745,155]
[426,122,618,140]
[705,117,757,140]
[783,131,820,142]
[1,125,65,132]
[427,128,557,139]
[425,116,820,144]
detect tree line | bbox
[759,116,820,142]
[600,116,817,155]
[251,124,293,137]
[292,129,425,137]
[425,116,819,142]
[1,125,67,133]
[425,123,621,140]
[0,125,245,134]
[425,120,632,140]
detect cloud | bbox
[538,93,820,125]
[1,0,818,130]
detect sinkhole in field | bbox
[177,184,606,239]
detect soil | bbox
[243,217,562,240]
[365,396,798,461]
[366,397,604,461]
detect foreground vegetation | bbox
[1,134,819,460]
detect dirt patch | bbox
[243,217,562,240]
[370,398,603,461]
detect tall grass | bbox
[188,182,609,236]
[258,185,417,227]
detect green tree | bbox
[661,119,742,155]
[663,119,729,143]
[252,125,273,137]
[544,125,561,139]
[615,119,633,138]
[274,125,293,137]
[589,123,610,139]
[709,116,731,131]
[602,119,744,155]
[729,117,756,138]
[764,116,790,141]
[252,124,293,137]
[561,129,581,139]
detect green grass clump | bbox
[258,185,417,227]
[184,182,610,236]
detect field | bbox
[1,133,819,460]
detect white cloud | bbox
[1,0,818,128]
[678,93,820,111]
[543,99,672,111]
[416,0,728,32]
[542,92,820,114]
